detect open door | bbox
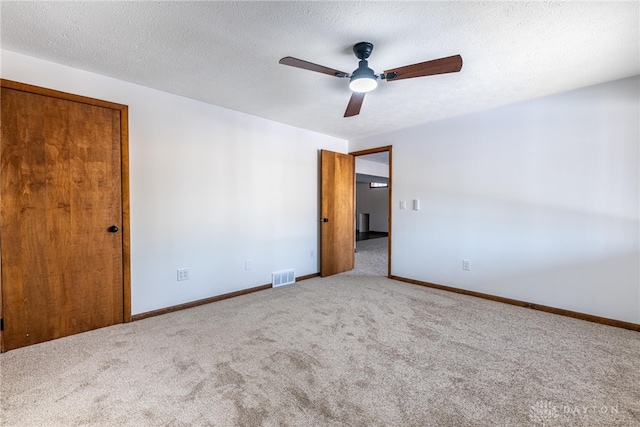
[320,150,355,277]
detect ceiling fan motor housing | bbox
[349,60,378,92]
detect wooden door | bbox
[1,83,128,351]
[320,150,355,276]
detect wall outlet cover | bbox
[177,268,190,280]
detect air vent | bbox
[272,269,295,287]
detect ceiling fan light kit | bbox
[279,41,462,117]
[349,60,378,93]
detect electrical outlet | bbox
[245,259,252,270]
[400,200,407,210]
[177,268,190,281]
[462,260,470,271]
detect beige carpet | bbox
[1,273,639,426]
[352,236,388,277]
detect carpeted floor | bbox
[1,270,639,426]
[351,236,388,277]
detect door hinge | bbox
[0,318,3,332]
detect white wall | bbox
[356,183,389,232]
[1,50,347,315]
[350,76,640,324]
[355,158,389,178]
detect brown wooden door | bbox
[320,150,355,276]
[1,86,124,351]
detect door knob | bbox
[322,218,329,223]
[108,225,119,233]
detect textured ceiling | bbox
[1,1,638,140]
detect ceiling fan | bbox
[279,42,463,118]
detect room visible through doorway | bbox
[351,148,390,277]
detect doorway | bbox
[350,147,391,277]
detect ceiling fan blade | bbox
[384,55,463,82]
[279,56,349,78]
[344,92,365,117]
